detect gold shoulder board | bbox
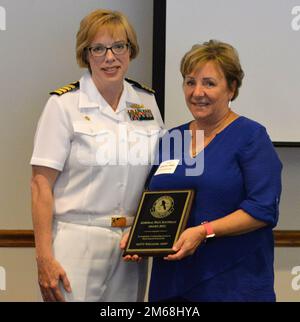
[49,81,79,96]
[125,78,155,94]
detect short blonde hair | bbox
[76,9,139,68]
[180,40,244,101]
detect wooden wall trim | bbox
[0,230,35,247]
[273,230,300,247]
[0,230,300,247]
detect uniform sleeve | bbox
[30,96,72,171]
[238,126,282,227]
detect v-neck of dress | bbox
[186,116,242,158]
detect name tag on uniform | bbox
[154,159,180,175]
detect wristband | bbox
[201,221,215,238]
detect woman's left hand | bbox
[164,226,206,261]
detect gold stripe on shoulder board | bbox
[125,78,155,94]
[49,81,79,96]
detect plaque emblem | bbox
[150,196,174,219]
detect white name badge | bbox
[154,159,180,175]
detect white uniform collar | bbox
[78,71,142,114]
[124,80,143,107]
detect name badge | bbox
[154,159,180,175]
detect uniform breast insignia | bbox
[125,78,155,94]
[129,103,145,109]
[49,81,79,96]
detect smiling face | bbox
[88,27,130,91]
[183,60,235,123]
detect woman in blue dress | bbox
[122,40,282,301]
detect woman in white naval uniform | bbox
[30,9,164,302]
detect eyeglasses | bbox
[87,42,130,57]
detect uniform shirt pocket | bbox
[73,122,110,167]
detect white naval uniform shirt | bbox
[30,71,164,217]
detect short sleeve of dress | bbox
[238,126,282,227]
[30,96,72,171]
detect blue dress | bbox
[148,117,282,302]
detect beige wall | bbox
[0,248,38,301]
[274,148,300,301]
[275,248,300,302]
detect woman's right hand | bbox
[119,231,142,262]
[37,256,72,302]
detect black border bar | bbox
[152,0,166,121]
